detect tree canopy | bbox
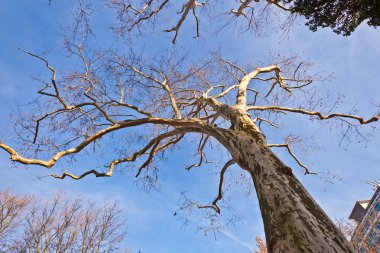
[283,0,380,35]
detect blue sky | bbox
[0,1,380,252]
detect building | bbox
[350,187,380,252]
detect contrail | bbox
[221,229,253,251]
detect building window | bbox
[375,202,380,212]
[366,229,380,250]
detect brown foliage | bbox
[255,236,268,253]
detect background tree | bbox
[0,190,32,252]
[334,217,356,241]
[0,190,127,253]
[255,236,268,253]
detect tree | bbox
[280,0,380,35]
[0,2,378,253]
[0,190,127,253]
[0,190,32,252]
[2,48,374,252]
[334,217,356,241]
[255,236,268,253]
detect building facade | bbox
[350,188,380,252]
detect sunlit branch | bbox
[32,101,122,144]
[164,0,205,43]
[126,0,154,14]
[230,0,253,17]
[214,85,238,99]
[51,130,185,180]
[128,0,170,31]
[236,65,288,108]
[0,117,208,169]
[248,105,380,124]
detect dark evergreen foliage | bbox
[281,0,380,35]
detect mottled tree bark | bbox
[216,126,355,253]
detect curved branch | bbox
[0,117,209,169]
[128,0,170,31]
[268,143,315,175]
[248,106,380,124]
[114,61,182,118]
[266,0,292,11]
[19,48,70,110]
[51,130,184,180]
[164,0,205,43]
[197,159,234,214]
[236,65,288,108]
[51,169,111,180]
[185,135,210,170]
[150,68,182,119]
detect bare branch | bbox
[236,65,289,108]
[151,68,182,119]
[113,61,182,118]
[0,117,208,169]
[252,117,278,130]
[266,0,292,12]
[268,143,316,175]
[248,106,380,124]
[197,159,234,213]
[107,100,153,117]
[185,135,210,170]
[128,0,170,31]
[164,0,205,43]
[219,58,247,75]
[52,130,185,180]
[19,48,72,110]
[230,0,253,17]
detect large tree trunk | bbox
[214,127,355,253]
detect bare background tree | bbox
[334,217,356,241]
[0,190,32,252]
[0,189,127,253]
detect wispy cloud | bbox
[0,83,15,97]
[221,229,254,251]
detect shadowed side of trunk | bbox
[216,128,355,253]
